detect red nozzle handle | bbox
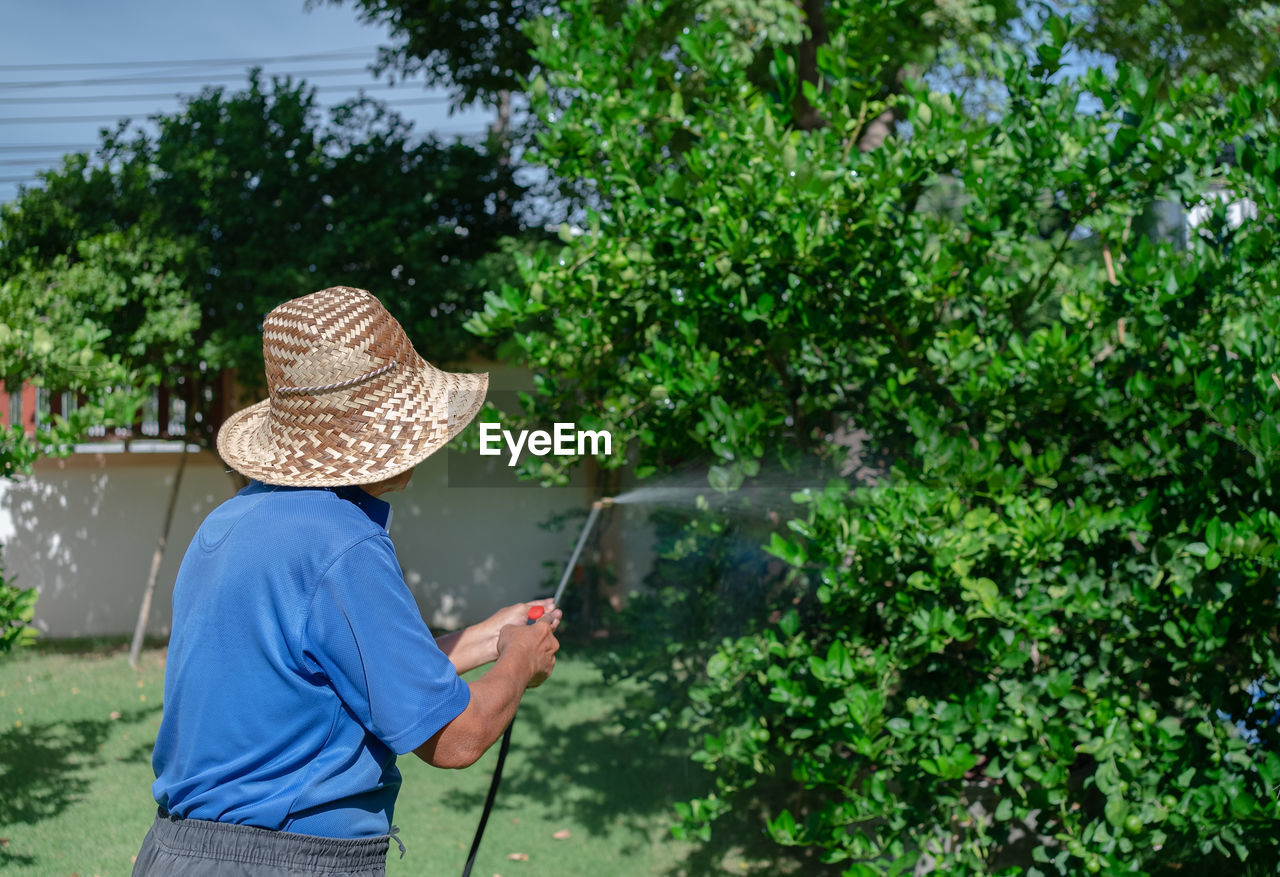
[526,605,546,624]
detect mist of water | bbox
[607,464,839,513]
[611,484,821,507]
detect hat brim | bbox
[217,363,488,487]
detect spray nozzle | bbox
[592,497,615,510]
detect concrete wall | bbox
[0,365,656,638]
[0,445,649,638]
[0,449,230,639]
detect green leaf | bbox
[1163,621,1186,648]
[767,532,807,567]
[826,640,853,678]
[1205,518,1222,550]
[1105,796,1129,829]
[31,327,54,356]
[781,141,797,171]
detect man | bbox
[133,286,559,876]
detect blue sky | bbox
[0,0,494,202]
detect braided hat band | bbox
[217,286,488,487]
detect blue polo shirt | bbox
[152,481,470,838]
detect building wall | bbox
[0,359,657,638]
[0,449,229,639]
[0,445,649,638]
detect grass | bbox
[0,639,166,876]
[0,638,776,877]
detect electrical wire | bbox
[0,49,489,196]
[0,157,76,165]
[0,95,465,125]
[0,82,434,104]
[0,66,386,90]
[0,144,98,152]
[0,48,378,71]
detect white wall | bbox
[0,446,635,638]
[0,361,664,639]
[0,448,231,638]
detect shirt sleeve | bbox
[302,533,471,755]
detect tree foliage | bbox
[466,0,1280,872]
[307,0,545,107]
[314,0,1280,122]
[0,73,525,650]
[1066,0,1280,93]
[313,0,1030,109]
[0,222,171,653]
[0,72,525,443]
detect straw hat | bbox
[217,286,488,487]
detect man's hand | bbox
[437,600,561,674]
[415,614,559,768]
[497,616,560,688]
[484,599,561,638]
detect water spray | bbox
[462,485,815,872]
[462,496,615,877]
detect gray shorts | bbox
[133,809,396,876]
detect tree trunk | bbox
[856,107,897,152]
[792,0,829,131]
[129,443,188,668]
[490,89,513,223]
[856,66,914,153]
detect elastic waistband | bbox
[150,810,390,874]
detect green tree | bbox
[467,0,1280,872]
[0,232,165,651]
[307,0,546,108]
[1,72,526,447]
[1067,0,1280,92]
[0,73,526,649]
[312,1,1280,136]
[311,0,1021,136]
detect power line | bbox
[2,112,147,125]
[0,94,470,126]
[0,95,467,125]
[0,82,434,105]
[0,157,75,165]
[0,66,380,90]
[0,144,97,152]
[0,48,379,72]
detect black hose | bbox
[460,499,611,876]
[460,718,515,877]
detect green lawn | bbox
[0,639,771,877]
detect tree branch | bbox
[791,0,829,131]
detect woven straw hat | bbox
[217,286,488,487]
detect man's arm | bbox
[416,618,559,768]
[435,600,560,674]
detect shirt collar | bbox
[330,484,393,530]
[245,480,393,530]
